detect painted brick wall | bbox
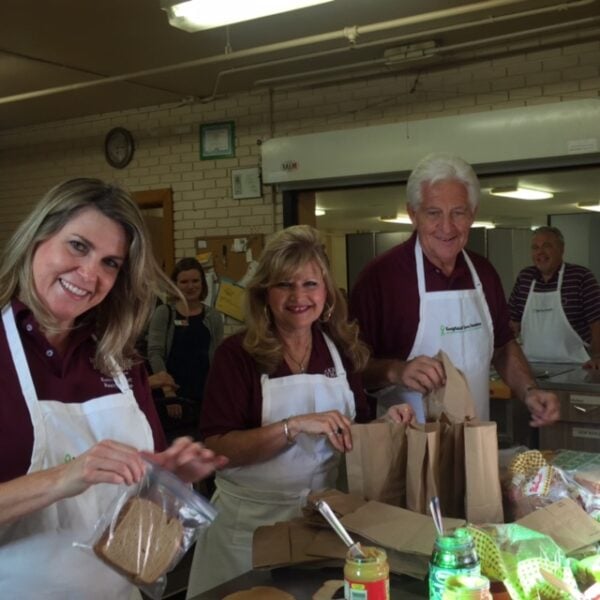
[0,37,599,258]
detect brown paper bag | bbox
[406,422,440,515]
[464,421,504,524]
[424,350,476,423]
[437,417,466,519]
[346,422,407,506]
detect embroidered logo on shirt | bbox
[440,322,482,336]
[324,367,337,378]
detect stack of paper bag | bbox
[346,350,504,524]
[253,490,465,579]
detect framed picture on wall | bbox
[231,167,262,199]
[199,121,235,159]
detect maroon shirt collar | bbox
[409,231,471,287]
[11,297,95,349]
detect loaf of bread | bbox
[575,469,600,495]
[93,497,184,585]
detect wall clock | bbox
[104,127,135,169]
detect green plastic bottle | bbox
[429,528,480,600]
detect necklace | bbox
[283,339,312,373]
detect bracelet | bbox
[282,418,294,445]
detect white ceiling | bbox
[1,0,599,130]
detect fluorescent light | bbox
[315,208,326,216]
[578,201,600,212]
[489,186,553,201]
[473,221,495,229]
[161,0,334,32]
[379,214,413,224]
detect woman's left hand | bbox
[143,437,228,483]
[386,403,415,424]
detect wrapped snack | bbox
[505,451,579,521]
[76,461,217,599]
[573,469,600,522]
[469,523,578,600]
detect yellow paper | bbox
[215,281,245,321]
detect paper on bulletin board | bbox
[215,280,246,322]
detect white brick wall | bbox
[0,37,599,257]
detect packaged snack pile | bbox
[504,450,600,523]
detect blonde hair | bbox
[0,178,179,375]
[243,225,369,374]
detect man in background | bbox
[509,226,600,369]
[350,153,559,426]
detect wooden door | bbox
[132,188,174,274]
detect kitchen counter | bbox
[526,362,600,451]
[532,362,600,393]
[189,566,427,599]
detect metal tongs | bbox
[315,499,366,558]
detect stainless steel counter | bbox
[531,362,600,394]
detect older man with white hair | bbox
[350,153,559,427]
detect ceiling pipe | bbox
[253,14,600,88]
[0,0,567,106]
[201,0,596,100]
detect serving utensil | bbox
[429,496,444,537]
[315,499,366,558]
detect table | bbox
[189,566,428,599]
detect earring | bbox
[319,303,334,323]
[263,304,272,323]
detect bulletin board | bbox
[195,234,264,282]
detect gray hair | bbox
[0,177,179,375]
[406,153,480,210]
[533,226,564,246]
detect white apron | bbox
[375,238,494,422]
[521,263,589,363]
[186,333,355,597]
[0,304,153,600]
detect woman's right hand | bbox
[148,370,178,394]
[287,410,353,452]
[55,439,146,499]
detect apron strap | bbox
[2,303,47,467]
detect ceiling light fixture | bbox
[161,0,334,32]
[577,201,600,213]
[315,207,326,216]
[473,221,496,229]
[489,186,553,201]
[379,214,413,225]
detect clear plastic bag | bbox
[75,460,217,599]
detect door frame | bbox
[132,188,174,274]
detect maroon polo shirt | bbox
[509,263,600,343]
[0,299,166,483]
[199,327,370,440]
[349,232,513,362]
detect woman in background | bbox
[147,257,223,434]
[187,225,413,596]
[0,178,226,599]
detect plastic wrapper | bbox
[504,450,600,523]
[468,523,577,600]
[504,450,579,521]
[75,461,217,599]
